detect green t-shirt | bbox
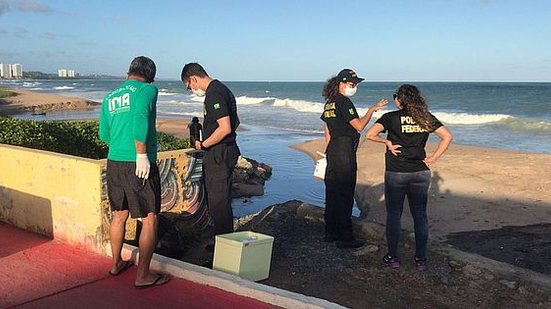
[99,80,158,162]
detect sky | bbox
[1,0,550,81]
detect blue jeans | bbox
[385,170,431,260]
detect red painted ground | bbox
[0,223,277,308]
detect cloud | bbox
[0,28,7,35]
[42,32,55,40]
[11,0,52,13]
[15,26,27,38]
[0,0,9,15]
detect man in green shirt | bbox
[99,56,169,288]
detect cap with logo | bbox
[337,69,364,84]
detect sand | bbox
[0,88,99,115]
[293,138,551,240]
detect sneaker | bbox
[336,238,365,249]
[324,233,338,242]
[383,254,401,269]
[415,258,427,272]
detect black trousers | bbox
[324,135,359,241]
[203,142,240,235]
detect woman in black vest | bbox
[366,84,453,271]
[320,69,387,248]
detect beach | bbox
[293,138,551,240]
[2,85,550,238]
[0,88,99,115]
[2,85,551,307]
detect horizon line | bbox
[4,76,551,83]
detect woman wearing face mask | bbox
[320,69,387,248]
[366,84,452,271]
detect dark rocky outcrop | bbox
[231,156,272,198]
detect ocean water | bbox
[2,79,550,214]
[3,79,550,154]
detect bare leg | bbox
[110,210,129,274]
[135,212,160,285]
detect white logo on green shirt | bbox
[108,93,130,113]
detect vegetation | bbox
[0,87,18,99]
[23,71,121,80]
[0,117,190,159]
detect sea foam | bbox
[432,112,512,124]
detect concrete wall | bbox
[0,144,103,251]
[0,144,207,255]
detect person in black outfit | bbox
[366,84,452,272]
[181,63,240,235]
[320,69,387,248]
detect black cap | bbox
[337,69,364,84]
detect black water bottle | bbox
[189,117,202,145]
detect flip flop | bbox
[134,274,170,289]
[108,260,134,276]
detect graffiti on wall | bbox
[100,150,211,242]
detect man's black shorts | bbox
[106,160,161,218]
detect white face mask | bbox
[192,88,205,97]
[343,85,357,97]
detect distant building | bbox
[0,63,13,79]
[58,68,77,78]
[12,64,22,79]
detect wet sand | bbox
[0,88,99,115]
[292,138,551,240]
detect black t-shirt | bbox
[320,94,360,139]
[376,109,443,172]
[203,80,240,144]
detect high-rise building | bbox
[12,64,22,79]
[67,70,75,78]
[58,69,67,77]
[0,63,13,79]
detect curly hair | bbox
[322,76,340,101]
[396,84,434,131]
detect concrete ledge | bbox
[121,244,345,309]
[434,246,551,293]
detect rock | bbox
[359,222,385,240]
[232,183,264,197]
[236,156,253,170]
[499,279,517,289]
[354,245,379,256]
[231,156,272,198]
[448,260,463,271]
[296,203,325,223]
[236,200,304,231]
[463,264,482,276]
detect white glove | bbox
[136,153,150,179]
